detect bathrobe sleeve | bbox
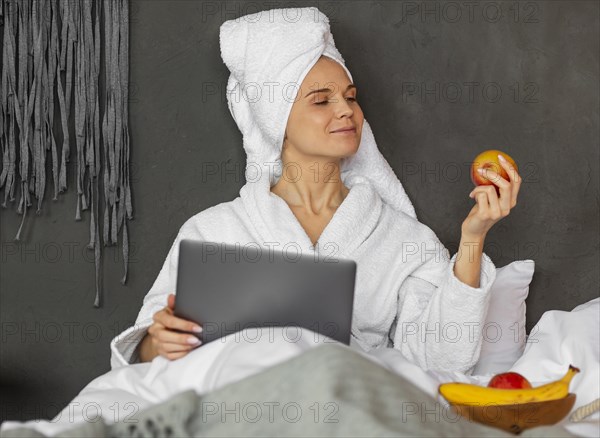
[109,221,204,369]
[391,236,497,374]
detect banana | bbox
[439,365,580,405]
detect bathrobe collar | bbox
[240,177,383,258]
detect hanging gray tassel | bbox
[0,0,133,308]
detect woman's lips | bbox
[331,128,356,134]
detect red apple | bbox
[487,372,533,389]
[471,149,518,196]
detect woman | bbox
[111,7,521,373]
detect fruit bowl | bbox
[448,393,576,434]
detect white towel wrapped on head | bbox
[219,6,417,219]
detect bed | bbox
[1,261,598,438]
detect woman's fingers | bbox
[498,154,522,183]
[155,328,202,346]
[158,341,199,353]
[478,185,502,220]
[154,309,202,334]
[163,350,192,361]
[497,154,522,208]
[156,343,197,361]
[148,303,204,361]
[167,293,176,310]
[485,186,503,219]
[472,186,503,219]
[477,168,512,216]
[473,191,489,218]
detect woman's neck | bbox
[270,176,349,216]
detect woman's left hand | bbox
[462,154,522,238]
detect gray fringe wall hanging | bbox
[0,0,133,308]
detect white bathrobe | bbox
[110,177,497,373]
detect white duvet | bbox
[1,298,598,437]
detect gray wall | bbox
[1,0,598,422]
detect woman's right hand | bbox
[147,293,203,360]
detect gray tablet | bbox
[173,239,357,345]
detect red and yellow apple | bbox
[471,149,518,196]
[487,372,532,389]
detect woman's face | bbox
[282,56,364,161]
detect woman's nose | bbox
[334,96,354,117]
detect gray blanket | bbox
[1,344,577,437]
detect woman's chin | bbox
[335,141,360,157]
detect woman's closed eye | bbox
[315,97,357,105]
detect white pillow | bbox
[472,260,535,375]
[509,298,599,418]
